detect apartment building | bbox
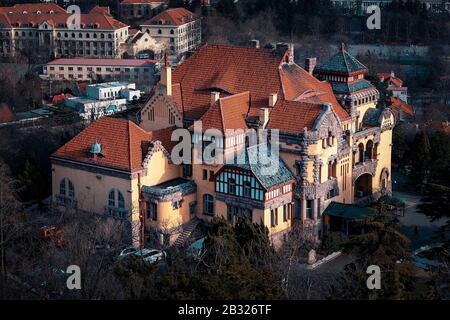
[119,0,167,20]
[0,4,130,58]
[43,58,157,89]
[51,44,394,247]
[140,7,201,58]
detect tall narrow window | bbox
[203,194,214,215]
[228,178,236,194]
[243,181,251,198]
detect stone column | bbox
[312,198,318,221]
[301,198,307,221]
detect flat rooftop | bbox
[47,58,158,67]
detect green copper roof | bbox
[316,48,368,75]
[331,79,374,94]
[225,145,295,190]
[323,202,376,220]
[142,178,197,198]
[362,108,383,127]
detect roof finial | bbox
[340,42,346,52]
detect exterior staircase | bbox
[173,218,200,247]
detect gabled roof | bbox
[89,5,111,16]
[0,11,128,30]
[146,7,198,26]
[390,97,414,115]
[196,91,249,132]
[267,100,323,133]
[315,44,368,75]
[377,72,403,87]
[168,44,350,124]
[0,4,65,14]
[52,117,175,172]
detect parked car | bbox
[118,246,141,259]
[134,248,166,264]
[118,247,166,264]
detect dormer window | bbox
[89,142,104,158]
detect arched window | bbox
[203,194,214,215]
[170,29,174,34]
[158,29,162,34]
[108,189,126,218]
[365,140,374,160]
[59,178,75,198]
[108,189,125,208]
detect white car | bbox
[118,246,140,259]
[134,248,166,264]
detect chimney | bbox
[210,91,220,106]
[305,58,317,75]
[288,43,295,64]
[268,93,278,107]
[160,52,172,96]
[259,107,270,128]
[250,39,260,49]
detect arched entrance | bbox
[354,173,373,199]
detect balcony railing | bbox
[352,159,378,182]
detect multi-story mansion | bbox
[51,44,394,247]
[0,4,130,58]
[140,7,201,59]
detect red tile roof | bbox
[195,92,250,132]
[0,4,65,14]
[52,117,175,172]
[0,103,16,123]
[267,100,323,133]
[391,97,414,115]
[0,11,127,30]
[377,72,403,88]
[147,7,198,26]
[89,6,111,16]
[47,58,157,67]
[169,44,349,127]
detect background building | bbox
[140,7,201,59]
[0,4,130,59]
[119,0,167,20]
[43,58,158,91]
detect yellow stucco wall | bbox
[52,163,134,215]
[146,193,196,230]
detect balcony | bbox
[352,159,378,183]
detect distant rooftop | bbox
[47,58,158,67]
